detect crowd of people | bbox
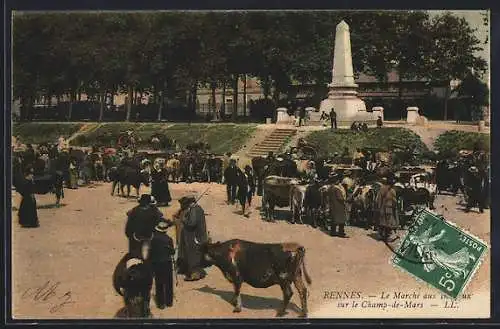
[116,192,209,316]
[11,127,490,318]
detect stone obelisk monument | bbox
[319,20,377,127]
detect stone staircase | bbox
[246,128,297,158]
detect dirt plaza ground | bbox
[11,180,490,319]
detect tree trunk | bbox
[126,85,133,121]
[192,82,198,116]
[157,91,163,121]
[68,91,75,121]
[210,79,217,114]
[20,95,32,121]
[221,81,226,118]
[263,75,271,99]
[398,70,404,121]
[158,81,167,121]
[243,74,247,117]
[99,90,105,122]
[153,85,158,105]
[443,83,450,121]
[27,95,34,121]
[232,75,238,121]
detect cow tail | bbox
[298,246,312,285]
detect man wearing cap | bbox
[376,116,383,128]
[175,195,208,281]
[237,165,255,216]
[374,173,400,241]
[224,159,239,205]
[151,221,175,309]
[330,108,337,130]
[125,194,165,255]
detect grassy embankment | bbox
[12,123,84,144]
[13,123,257,155]
[304,127,428,158]
[433,130,490,154]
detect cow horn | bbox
[133,233,139,242]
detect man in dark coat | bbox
[17,166,40,228]
[150,221,175,309]
[376,116,383,128]
[465,166,485,213]
[330,108,337,130]
[125,194,164,255]
[299,106,306,127]
[224,159,239,205]
[174,196,208,281]
[151,165,172,206]
[375,174,399,241]
[237,165,256,216]
[24,144,36,168]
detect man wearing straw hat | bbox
[151,220,175,309]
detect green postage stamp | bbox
[392,208,488,299]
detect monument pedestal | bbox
[276,107,291,124]
[318,20,377,128]
[406,107,419,124]
[319,97,377,128]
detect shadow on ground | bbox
[195,285,302,315]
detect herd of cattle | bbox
[256,148,490,234]
[12,139,490,229]
[11,135,490,319]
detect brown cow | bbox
[196,238,312,317]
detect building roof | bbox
[356,71,431,83]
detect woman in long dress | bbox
[17,167,40,228]
[151,163,172,206]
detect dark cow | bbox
[13,161,65,205]
[435,160,464,195]
[205,157,223,183]
[251,156,270,196]
[69,148,86,165]
[109,165,151,198]
[196,239,312,317]
[112,253,153,318]
[186,142,210,152]
[102,152,120,181]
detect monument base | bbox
[319,97,378,128]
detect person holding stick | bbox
[172,192,209,282]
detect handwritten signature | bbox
[21,280,75,313]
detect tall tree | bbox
[423,13,487,120]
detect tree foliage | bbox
[12,11,487,121]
